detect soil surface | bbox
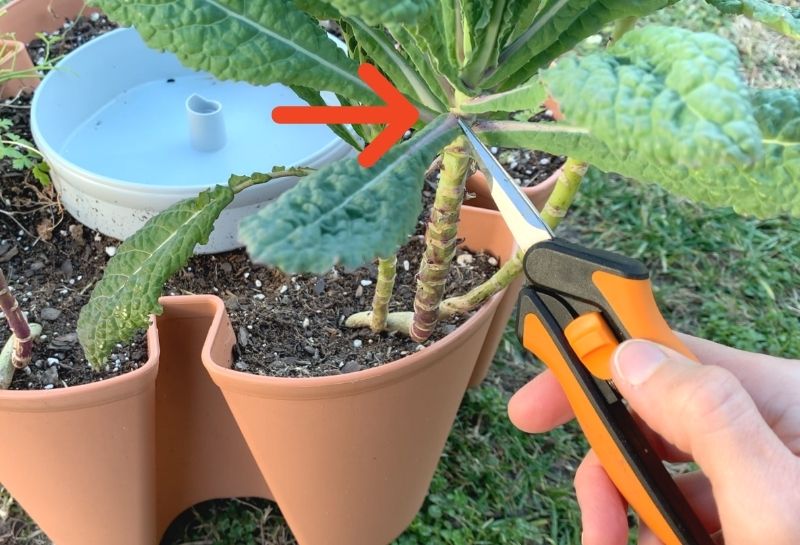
[0,16,561,388]
[26,13,119,62]
[163,179,501,378]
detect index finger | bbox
[508,369,574,433]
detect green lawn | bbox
[2,1,799,544]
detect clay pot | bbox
[0,0,95,43]
[464,168,560,213]
[0,39,37,98]
[0,0,98,98]
[0,323,161,545]
[152,296,273,537]
[202,205,516,545]
[462,169,560,387]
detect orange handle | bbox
[592,271,697,362]
[523,313,686,545]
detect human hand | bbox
[508,335,800,545]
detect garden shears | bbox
[457,119,713,545]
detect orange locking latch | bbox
[564,312,619,381]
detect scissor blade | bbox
[458,119,553,252]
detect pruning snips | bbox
[457,119,714,545]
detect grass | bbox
[2,1,800,544]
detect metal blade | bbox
[457,119,553,252]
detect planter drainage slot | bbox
[30,27,353,252]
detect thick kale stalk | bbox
[370,256,398,331]
[409,135,471,342]
[0,269,36,368]
[539,158,589,226]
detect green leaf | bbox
[240,114,459,274]
[476,88,800,218]
[501,0,545,46]
[484,0,678,90]
[346,18,446,111]
[459,78,546,115]
[78,185,234,368]
[324,0,435,25]
[94,0,375,104]
[474,28,800,218]
[440,0,465,69]
[31,161,51,186]
[706,0,800,40]
[543,25,763,169]
[289,85,363,149]
[387,23,458,103]
[292,0,340,19]
[460,0,509,87]
[391,3,466,97]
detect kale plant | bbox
[77,0,800,368]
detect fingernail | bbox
[614,340,668,386]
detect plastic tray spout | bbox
[186,93,226,152]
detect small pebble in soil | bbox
[342,361,362,374]
[42,366,59,386]
[353,339,363,348]
[254,279,262,288]
[360,279,373,287]
[302,317,310,328]
[105,246,117,257]
[488,257,498,266]
[456,253,474,266]
[40,307,61,321]
[403,260,410,271]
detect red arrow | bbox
[272,63,420,168]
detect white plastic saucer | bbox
[31,28,353,253]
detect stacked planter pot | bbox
[0,0,97,98]
[0,206,527,545]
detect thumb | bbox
[611,340,786,486]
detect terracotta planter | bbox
[464,169,560,213]
[0,322,161,545]
[0,0,96,98]
[152,296,274,538]
[0,38,37,98]
[0,0,94,43]
[201,205,515,545]
[463,169,560,387]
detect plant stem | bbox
[0,140,43,158]
[409,135,471,342]
[439,158,589,316]
[0,269,34,368]
[440,249,525,318]
[0,323,41,389]
[611,16,638,43]
[229,168,313,194]
[370,256,398,332]
[539,158,589,227]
